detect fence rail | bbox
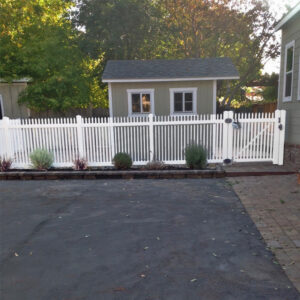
[0,110,286,168]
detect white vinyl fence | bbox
[0,110,286,168]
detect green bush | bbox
[112,152,132,170]
[185,144,207,169]
[30,149,54,170]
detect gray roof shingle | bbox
[102,57,239,81]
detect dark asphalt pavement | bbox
[0,179,299,300]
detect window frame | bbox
[0,94,4,120]
[127,89,155,116]
[169,88,197,115]
[298,56,300,101]
[283,40,295,102]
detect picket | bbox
[0,110,286,168]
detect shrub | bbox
[30,149,53,170]
[0,157,13,172]
[112,152,132,170]
[73,157,88,170]
[145,160,166,170]
[185,144,207,169]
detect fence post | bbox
[222,111,233,163]
[149,113,154,161]
[273,110,286,165]
[2,117,13,159]
[109,117,115,160]
[76,115,84,158]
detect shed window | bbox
[283,41,294,101]
[170,88,197,114]
[127,89,154,116]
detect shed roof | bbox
[102,57,239,82]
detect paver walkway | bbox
[229,174,300,292]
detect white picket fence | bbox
[0,110,286,168]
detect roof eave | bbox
[275,3,300,31]
[102,76,240,83]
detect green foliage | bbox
[0,0,107,113]
[74,0,168,60]
[0,157,13,172]
[1,0,280,112]
[30,149,54,170]
[112,153,133,170]
[185,144,207,169]
[75,0,279,104]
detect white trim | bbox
[298,56,300,100]
[169,88,197,115]
[283,40,295,102]
[213,80,217,114]
[127,89,155,116]
[275,3,300,31]
[103,76,239,83]
[108,82,113,117]
[0,95,4,119]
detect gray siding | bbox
[278,14,300,144]
[0,83,29,119]
[110,80,214,117]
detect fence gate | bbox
[0,110,286,168]
[222,110,286,165]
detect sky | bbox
[263,0,299,74]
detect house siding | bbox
[278,14,300,144]
[0,83,29,119]
[110,80,214,117]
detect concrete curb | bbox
[0,169,297,180]
[0,169,226,180]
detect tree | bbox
[0,0,107,113]
[73,0,170,60]
[160,0,279,105]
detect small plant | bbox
[185,144,207,169]
[73,157,88,170]
[145,160,166,170]
[112,152,132,170]
[0,157,13,172]
[30,149,53,170]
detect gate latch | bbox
[232,121,241,129]
[225,118,232,124]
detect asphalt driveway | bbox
[0,179,299,300]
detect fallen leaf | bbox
[113,287,126,292]
[14,252,19,257]
[140,274,146,278]
[212,252,217,257]
[190,278,197,282]
[144,246,149,250]
[156,237,160,240]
